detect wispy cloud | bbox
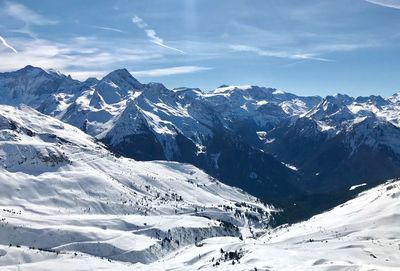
[93,26,123,33]
[230,45,332,62]
[310,41,379,53]
[1,1,57,39]
[132,15,185,54]
[132,16,147,28]
[0,37,163,76]
[228,19,381,63]
[3,1,58,25]
[131,66,212,77]
[0,35,17,53]
[365,0,400,9]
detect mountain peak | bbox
[21,64,42,71]
[17,65,46,75]
[106,68,131,77]
[305,95,353,121]
[101,68,142,90]
[325,95,346,105]
[103,68,136,81]
[83,77,100,87]
[388,91,400,104]
[93,69,143,104]
[333,93,354,105]
[212,85,253,94]
[15,66,70,81]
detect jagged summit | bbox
[82,77,100,87]
[18,64,44,73]
[15,65,69,80]
[333,93,354,105]
[211,84,254,94]
[92,68,143,104]
[388,91,400,104]
[305,95,354,121]
[355,94,387,107]
[101,68,142,88]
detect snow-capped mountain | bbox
[0,67,306,207]
[264,94,400,191]
[1,66,400,222]
[0,104,273,266]
[0,65,81,108]
[0,66,399,270]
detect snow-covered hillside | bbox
[132,180,400,271]
[2,163,398,271]
[0,104,273,268]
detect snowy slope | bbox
[0,104,273,267]
[1,175,399,270]
[132,180,400,271]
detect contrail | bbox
[93,26,124,33]
[153,41,185,54]
[132,15,185,54]
[0,35,18,53]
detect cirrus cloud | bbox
[230,45,332,62]
[365,0,400,9]
[2,1,58,25]
[131,66,212,77]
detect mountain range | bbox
[0,66,399,270]
[1,65,400,223]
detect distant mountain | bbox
[1,66,400,222]
[264,95,400,186]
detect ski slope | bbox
[0,104,272,268]
[133,180,400,270]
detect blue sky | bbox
[0,0,400,96]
